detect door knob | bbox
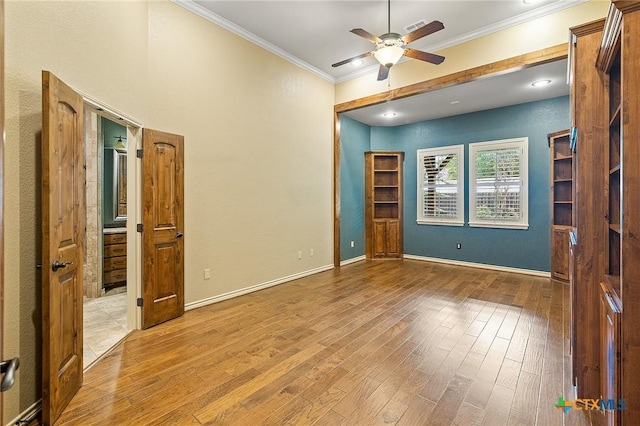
[52,260,73,272]
[0,357,20,392]
[176,232,184,238]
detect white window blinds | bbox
[469,138,529,229]
[417,145,464,226]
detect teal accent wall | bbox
[340,116,370,261]
[340,95,570,271]
[102,117,127,148]
[370,125,394,149]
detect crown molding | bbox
[172,0,335,83]
[335,0,588,83]
[174,0,586,85]
[420,0,588,54]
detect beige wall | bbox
[3,1,334,422]
[335,1,609,104]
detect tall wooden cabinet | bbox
[570,18,607,399]
[549,129,573,282]
[595,2,640,423]
[365,151,403,259]
[571,2,640,423]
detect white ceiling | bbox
[344,58,569,126]
[176,0,575,124]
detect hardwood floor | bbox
[53,260,597,425]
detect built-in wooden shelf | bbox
[549,129,573,281]
[365,151,404,259]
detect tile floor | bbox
[83,292,129,369]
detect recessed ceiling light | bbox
[531,79,552,87]
[383,112,397,118]
[450,100,460,105]
[351,59,364,66]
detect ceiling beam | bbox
[335,43,568,114]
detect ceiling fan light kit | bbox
[331,0,445,81]
[374,44,404,68]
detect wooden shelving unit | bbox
[569,17,607,400]
[599,8,623,426]
[605,51,622,299]
[549,129,573,282]
[594,2,640,423]
[365,151,403,259]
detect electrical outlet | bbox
[298,251,302,260]
[204,268,211,279]
[456,243,462,250]
[350,241,355,248]
[310,249,314,257]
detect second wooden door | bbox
[141,129,185,329]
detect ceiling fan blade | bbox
[404,48,445,65]
[332,51,373,68]
[377,65,390,81]
[402,20,444,44]
[351,28,382,44]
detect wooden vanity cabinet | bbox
[103,231,126,289]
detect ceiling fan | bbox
[332,0,445,81]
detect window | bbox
[469,137,528,229]
[417,145,464,226]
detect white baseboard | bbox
[185,264,334,311]
[8,399,41,426]
[184,255,548,312]
[403,254,550,278]
[340,255,365,266]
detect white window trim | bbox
[417,144,465,226]
[468,137,529,230]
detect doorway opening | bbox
[82,101,141,369]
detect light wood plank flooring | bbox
[53,260,598,425]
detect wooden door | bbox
[551,228,570,281]
[386,219,400,257]
[373,220,401,258]
[372,220,387,257]
[599,283,621,426]
[41,71,84,425]
[141,129,184,329]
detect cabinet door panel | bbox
[373,220,387,257]
[386,220,401,257]
[552,228,570,280]
[600,285,620,426]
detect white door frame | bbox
[81,93,143,331]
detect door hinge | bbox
[137,224,143,233]
[137,298,143,307]
[136,149,143,159]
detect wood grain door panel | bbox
[142,129,184,329]
[599,283,620,426]
[373,220,387,257]
[552,228,570,281]
[372,219,401,258]
[386,220,400,257]
[41,71,84,425]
